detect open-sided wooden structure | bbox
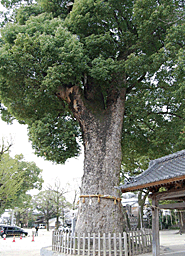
[118,150,185,256]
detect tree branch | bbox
[0,139,13,158]
[126,73,146,94]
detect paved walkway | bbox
[137,230,185,256]
[0,228,52,256]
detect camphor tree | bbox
[0,0,184,233]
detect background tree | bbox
[137,190,149,229]
[0,152,24,214]
[12,154,44,195]
[14,194,34,227]
[67,177,81,210]
[0,0,184,233]
[33,188,71,231]
[47,179,71,230]
[0,139,43,214]
[0,137,13,157]
[33,190,56,231]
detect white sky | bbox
[0,118,84,202]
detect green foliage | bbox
[47,179,71,229]
[0,0,184,167]
[33,183,71,230]
[14,154,44,193]
[33,190,56,222]
[122,14,185,174]
[14,194,34,227]
[0,12,84,163]
[0,153,24,214]
[38,0,70,18]
[0,104,14,123]
[28,114,80,164]
[15,4,44,25]
[0,140,43,213]
[1,0,32,9]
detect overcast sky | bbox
[0,118,83,202]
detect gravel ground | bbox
[0,228,52,256]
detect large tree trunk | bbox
[57,86,126,233]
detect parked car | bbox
[58,225,71,233]
[0,224,28,238]
[0,226,4,237]
[38,224,46,229]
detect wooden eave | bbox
[159,202,185,210]
[121,174,185,193]
[148,186,185,201]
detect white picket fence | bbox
[52,229,152,256]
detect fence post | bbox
[70,232,73,254]
[138,230,142,254]
[78,233,80,255]
[98,233,101,256]
[65,232,67,254]
[83,233,85,256]
[142,229,147,253]
[52,231,54,251]
[124,232,128,256]
[131,231,135,255]
[67,233,69,254]
[119,233,122,256]
[108,233,111,256]
[103,233,106,256]
[134,230,138,254]
[60,232,63,253]
[114,233,117,256]
[93,233,96,256]
[88,233,90,256]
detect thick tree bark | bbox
[57,86,126,233]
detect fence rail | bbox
[52,229,152,256]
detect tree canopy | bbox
[0,0,184,233]
[0,0,185,163]
[0,0,184,165]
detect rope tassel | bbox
[98,196,100,203]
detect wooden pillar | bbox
[152,195,160,256]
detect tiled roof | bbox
[119,150,185,192]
